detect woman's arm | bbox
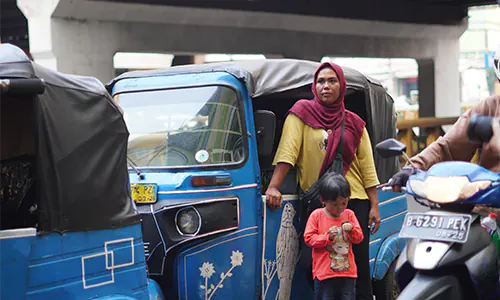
[265,114,304,209]
[266,163,292,209]
[357,128,381,234]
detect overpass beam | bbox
[18,0,117,83]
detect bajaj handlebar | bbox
[0,78,45,95]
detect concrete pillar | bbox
[417,39,461,118]
[18,0,117,83]
[417,58,435,118]
[434,39,461,118]
[17,0,59,70]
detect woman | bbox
[265,62,381,300]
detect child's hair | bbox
[318,172,351,202]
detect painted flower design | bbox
[199,262,216,279]
[230,250,244,267]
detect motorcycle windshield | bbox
[413,161,499,182]
[408,161,500,206]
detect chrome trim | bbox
[379,195,406,205]
[165,225,241,256]
[0,228,37,240]
[381,210,407,222]
[154,196,240,214]
[261,194,299,203]
[157,183,257,195]
[174,206,202,236]
[369,238,382,245]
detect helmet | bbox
[495,44,500,81]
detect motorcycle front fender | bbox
[397,272,463,300]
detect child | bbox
[304,172,364,300]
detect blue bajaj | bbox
[107,59,408,300]
[0,44,163,299]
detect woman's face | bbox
[315,67,341,105]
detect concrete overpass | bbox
[3,0,499,117]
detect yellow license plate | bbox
[130,184,158,204]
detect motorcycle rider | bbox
[390,45,500,192]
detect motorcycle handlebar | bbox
[467,114,495,144]
[0,79,45,96]
[381,186,407,193]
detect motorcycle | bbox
[375,114,500,300]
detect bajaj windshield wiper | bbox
[127,157,145,180]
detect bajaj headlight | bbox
[409,176,491,203]
[175,206,201,235]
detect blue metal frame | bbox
[370,190,407,280]
[0,224,163,300]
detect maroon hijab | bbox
[288,62,366,177]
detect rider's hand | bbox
[486,118,500,154]
[390,167,416,192]
[265,187,283,210]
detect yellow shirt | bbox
[273,114,379,200]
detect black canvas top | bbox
[0,43,139,233]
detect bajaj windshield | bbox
[116,85,245,168]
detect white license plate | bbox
[399,212,472,243]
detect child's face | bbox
[323,197,349,217]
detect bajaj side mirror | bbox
[375,138,407,158]
[254,110,276,157]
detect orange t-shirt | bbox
[304,208,364,281]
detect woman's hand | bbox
[265,187,283,210]
[369,208,381,234]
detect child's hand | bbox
[342,222,352,241]
[342,222,352,233]
[328,226,339,241]
[328,231,336,241]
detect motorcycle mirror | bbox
[375,138,407,158]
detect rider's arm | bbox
[304,211,332,248]
[269,114,304,189]
[356,129,381,232]
[411,97,498,171]
[347,210,364,244]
